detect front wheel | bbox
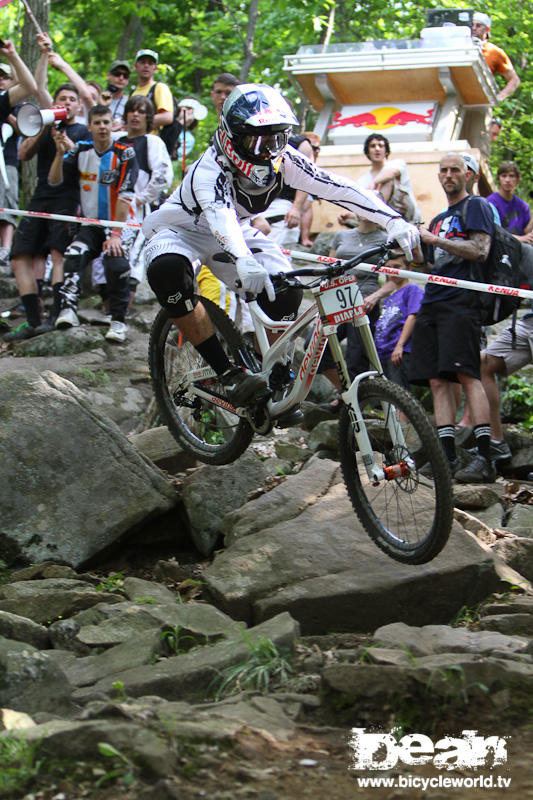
[339,377,453,564]
[149,298,254,465]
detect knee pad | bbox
[257,283,303,321]
[103,253,130,283]
[63,241,91,274]
[147,254,198,316]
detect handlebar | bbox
[276,242,400,287]
[235,241,402,297]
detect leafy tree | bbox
[4,0,532,176]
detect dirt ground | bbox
[18,718,533,800]
[14,540,531,800]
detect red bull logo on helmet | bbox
[218,129,254,177]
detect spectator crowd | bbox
[0,14,531,485]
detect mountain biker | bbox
[142,83,420,407]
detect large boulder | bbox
[220,456,341,546]
[492,537,533,582]
[0,371,178,568]
[180,449,291,556]
[0,636,76,716]
[128,426,198,472]
[205,470,503,634]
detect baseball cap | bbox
[0,63,12,77]
[473,12,491,29]
[109,60,130,75]
[461,152,480,175]
[135,49,158,64]
[178,97,208,121]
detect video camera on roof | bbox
[425,8,474,28]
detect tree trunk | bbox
[320,5,335,49]
[239,0,260,81]
[116,14,144,61]
[19,0,50,208]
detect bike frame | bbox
[178,261,412,484]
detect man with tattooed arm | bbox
[409,152,496,484]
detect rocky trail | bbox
[1,274,533,799]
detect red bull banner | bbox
[328,101,437,144]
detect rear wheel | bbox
[339,377,453,564]
[149,298,254,465]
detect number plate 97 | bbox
[319,275,366,326]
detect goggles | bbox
[240,130,289,161]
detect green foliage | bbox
[5,0,533,179]
[160,625,200,655]
[450,602,483,628]
[426,664,490,706]
[6,1,533,187]
[111,680,128,701]
[358,644,378,663]
[199,410,226,445]
[0,730,143,795]
[95,742,136,788]
[78,367,111,386]
[96,572,125,593]
[0,734,42,796]
[500,374,533,430]
[400,644,418,665]
[213,630,293,698]
[0,559,11,587]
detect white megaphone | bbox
[17,103,68,137]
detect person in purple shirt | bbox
[371,255,424,389]
[487,161,533,243]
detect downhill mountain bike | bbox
[149,243,453,564]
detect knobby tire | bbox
[339,377,453,564]
[149,298,254,465]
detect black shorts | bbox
[408,299,482,384]
[11,196,79,258]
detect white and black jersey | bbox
[143,142,400,263]
[117,132,173,221]
[58,139,138,221]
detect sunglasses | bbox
[311,145,321,152]
[111,70,129,78]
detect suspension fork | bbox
[332,320,411,482]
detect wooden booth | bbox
[283,28,499,231]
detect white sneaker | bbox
[105,320,127,342]
[55,308,80,329]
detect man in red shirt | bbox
[472,12,520,102]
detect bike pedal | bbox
[274,407,304,428]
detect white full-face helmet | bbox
[216,83,299,187]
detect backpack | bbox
[146,83,182,161]
[460,196,524,325]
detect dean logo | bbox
[167,291,182,304]
[349,728,508,771]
